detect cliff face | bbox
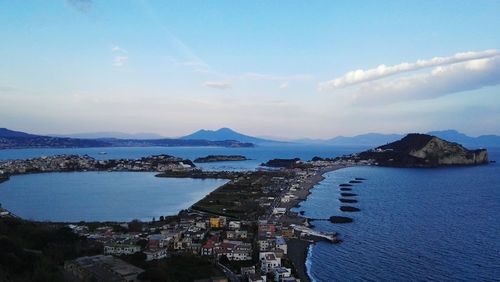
[357,133,488,167]
[409,137,488,166]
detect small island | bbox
[193,155,248,163]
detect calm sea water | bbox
[295,148,500,281]
[1,145,498,280]
[0,144,366,171]
[0,172,227,222]
[0,145,363,223]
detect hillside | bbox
[356,133,488,167]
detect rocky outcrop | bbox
[329,216,353,223]
[194,155,248,163]
[357,133,488,167]
[340,206,360,212]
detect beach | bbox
[282,165,348,282]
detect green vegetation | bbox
[0,217,101,282]
[192,171,291,220]
[135,255,223,282]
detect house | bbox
[273,267,291,281]
[260,252,281,273]
[210,217,225,228]
[144,248,168,261]
[64,255,144,282]
[275,236,287,254]
[147,234,170,249]
[240,266,256,276]
[248,273,267,282]
[226,230,248,239]
[104,244,141,256]
[201,240,216,256]
[228,221,241,230]
[257,237,275,251]
[272,208,286,215]
[216,241,252,261]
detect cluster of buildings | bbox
[0,154,195,175]
[65,207,307,282]
[59,157,345,282]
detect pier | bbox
[290,224,337,242]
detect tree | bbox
[129,219,143,232]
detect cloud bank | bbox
[319,49,500,91]
[352,56,500,105]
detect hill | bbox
[355,133,488,167]
[180,127,279,144]
[0,128,39,138]
[50,132,165,140]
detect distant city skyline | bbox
[1,1,499,138]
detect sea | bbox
[0,144,499,281]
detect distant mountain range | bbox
[294,130,499,148]
[0,128,253,149]
[1,127,498,150]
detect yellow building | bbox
[210,217,223,228]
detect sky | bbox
[1,0,499,139]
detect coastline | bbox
[283,165,348,282]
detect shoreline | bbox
[283,165,348,282]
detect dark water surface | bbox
[0,172,227,222]
[295,149,500,281]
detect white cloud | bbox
[113,56,128,67]
[350,56,500,105]
[279,82,289,89]
[203,81,231,90]
[111,46,128,53]
[111,45,128,68]
[319,49,500,91]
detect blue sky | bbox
[1,0,499,138]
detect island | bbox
[194,155,248,163]
[339,133,489,167]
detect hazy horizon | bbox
[1,1,499,138]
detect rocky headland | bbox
[352,133,488,167]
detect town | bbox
[0,154,361,282]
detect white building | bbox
[144,248,168,261]
[272,208,286,215]
[104,244,141,256]
[273,267,292,281]
[260,252,281,273]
